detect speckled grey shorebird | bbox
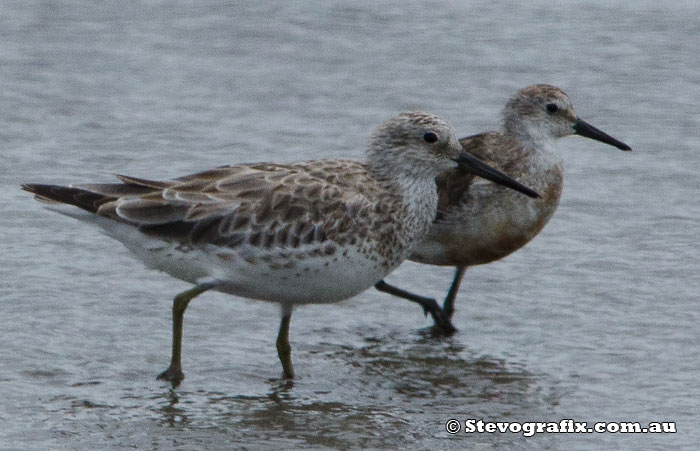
[375,86,632,333]
[23,111,539,384]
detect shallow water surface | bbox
[2,1,699,449]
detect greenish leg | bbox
[157,282,217,386]
[276,312,295,379]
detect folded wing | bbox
[24,162,373,251]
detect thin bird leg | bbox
[443,266,467,320]
[375,280,457,334]
[157,282,218,386]
[276,310,295,379]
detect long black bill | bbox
[454,151,541,199]
[573,119,632,151]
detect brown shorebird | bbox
[375,86,632,333]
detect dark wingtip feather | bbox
[21,183,113,213]
[22,183,61,203]
[21,183,40,193]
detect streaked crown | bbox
[368,111,462,177]
[502,84,579,140]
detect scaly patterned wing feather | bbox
[109,162,375,250]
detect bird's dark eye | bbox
[423,131,439,143]
[546,103,559,114]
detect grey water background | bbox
[1,0,698,449]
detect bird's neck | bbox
[503,121,563,171]
[369,160,440,239]
[370,160,439,209]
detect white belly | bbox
[98,218,389,306]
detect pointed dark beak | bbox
[454,151,541,199]
[573,119,632,151]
